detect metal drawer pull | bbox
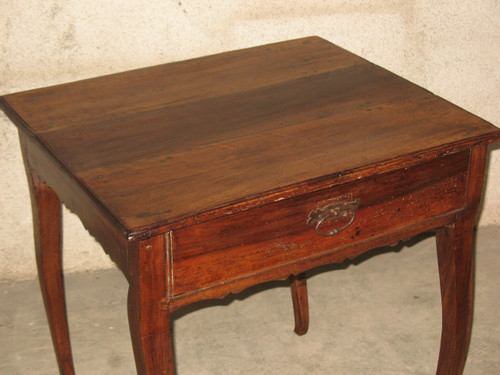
[307,198,360,236]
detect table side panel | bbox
[169,215,457,311]
[171,151,469,298]
[19,132,129,275]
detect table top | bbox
[2,36,499,238]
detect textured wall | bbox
[1,1,499,280]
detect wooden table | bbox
[2,37,499,375]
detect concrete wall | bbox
[1,1,499,280]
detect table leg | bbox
[127,235,175,375]
[26,170,76,375]
[434,145,487,374]
[435,214,475,375]
[290,272,309,336]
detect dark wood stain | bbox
[2,36,500,375]
[2,36,499,237]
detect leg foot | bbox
[290,272,309,336]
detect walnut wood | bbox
[20,136,75,375]
[436,215,475,375]
[2,37,500,374]
[171,151,468,299]
[127,234,174,375]
[435,145,488,374]
[290,273,309,336]
[2,37,499,239]
[19,132,129,275]
[169,213,459,313]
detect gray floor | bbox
[1,227,499,375]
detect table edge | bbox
[127,131,500,240]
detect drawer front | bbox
[171,151,469,297]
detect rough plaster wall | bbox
[1,0,499,280]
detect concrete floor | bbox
[1,227,499,375]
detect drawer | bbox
[171,151,469,297]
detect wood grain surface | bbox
[2,36,499,238]
[3,36,500,375]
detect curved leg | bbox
[434,145,488,374]
[127,235,175,375]
[27,170,75,375]
[435,214,475,375]
[290,272,309,336]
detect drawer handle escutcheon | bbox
[307,198,361,236]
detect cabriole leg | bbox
[435,214,476,375]
[25,168,75,375]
